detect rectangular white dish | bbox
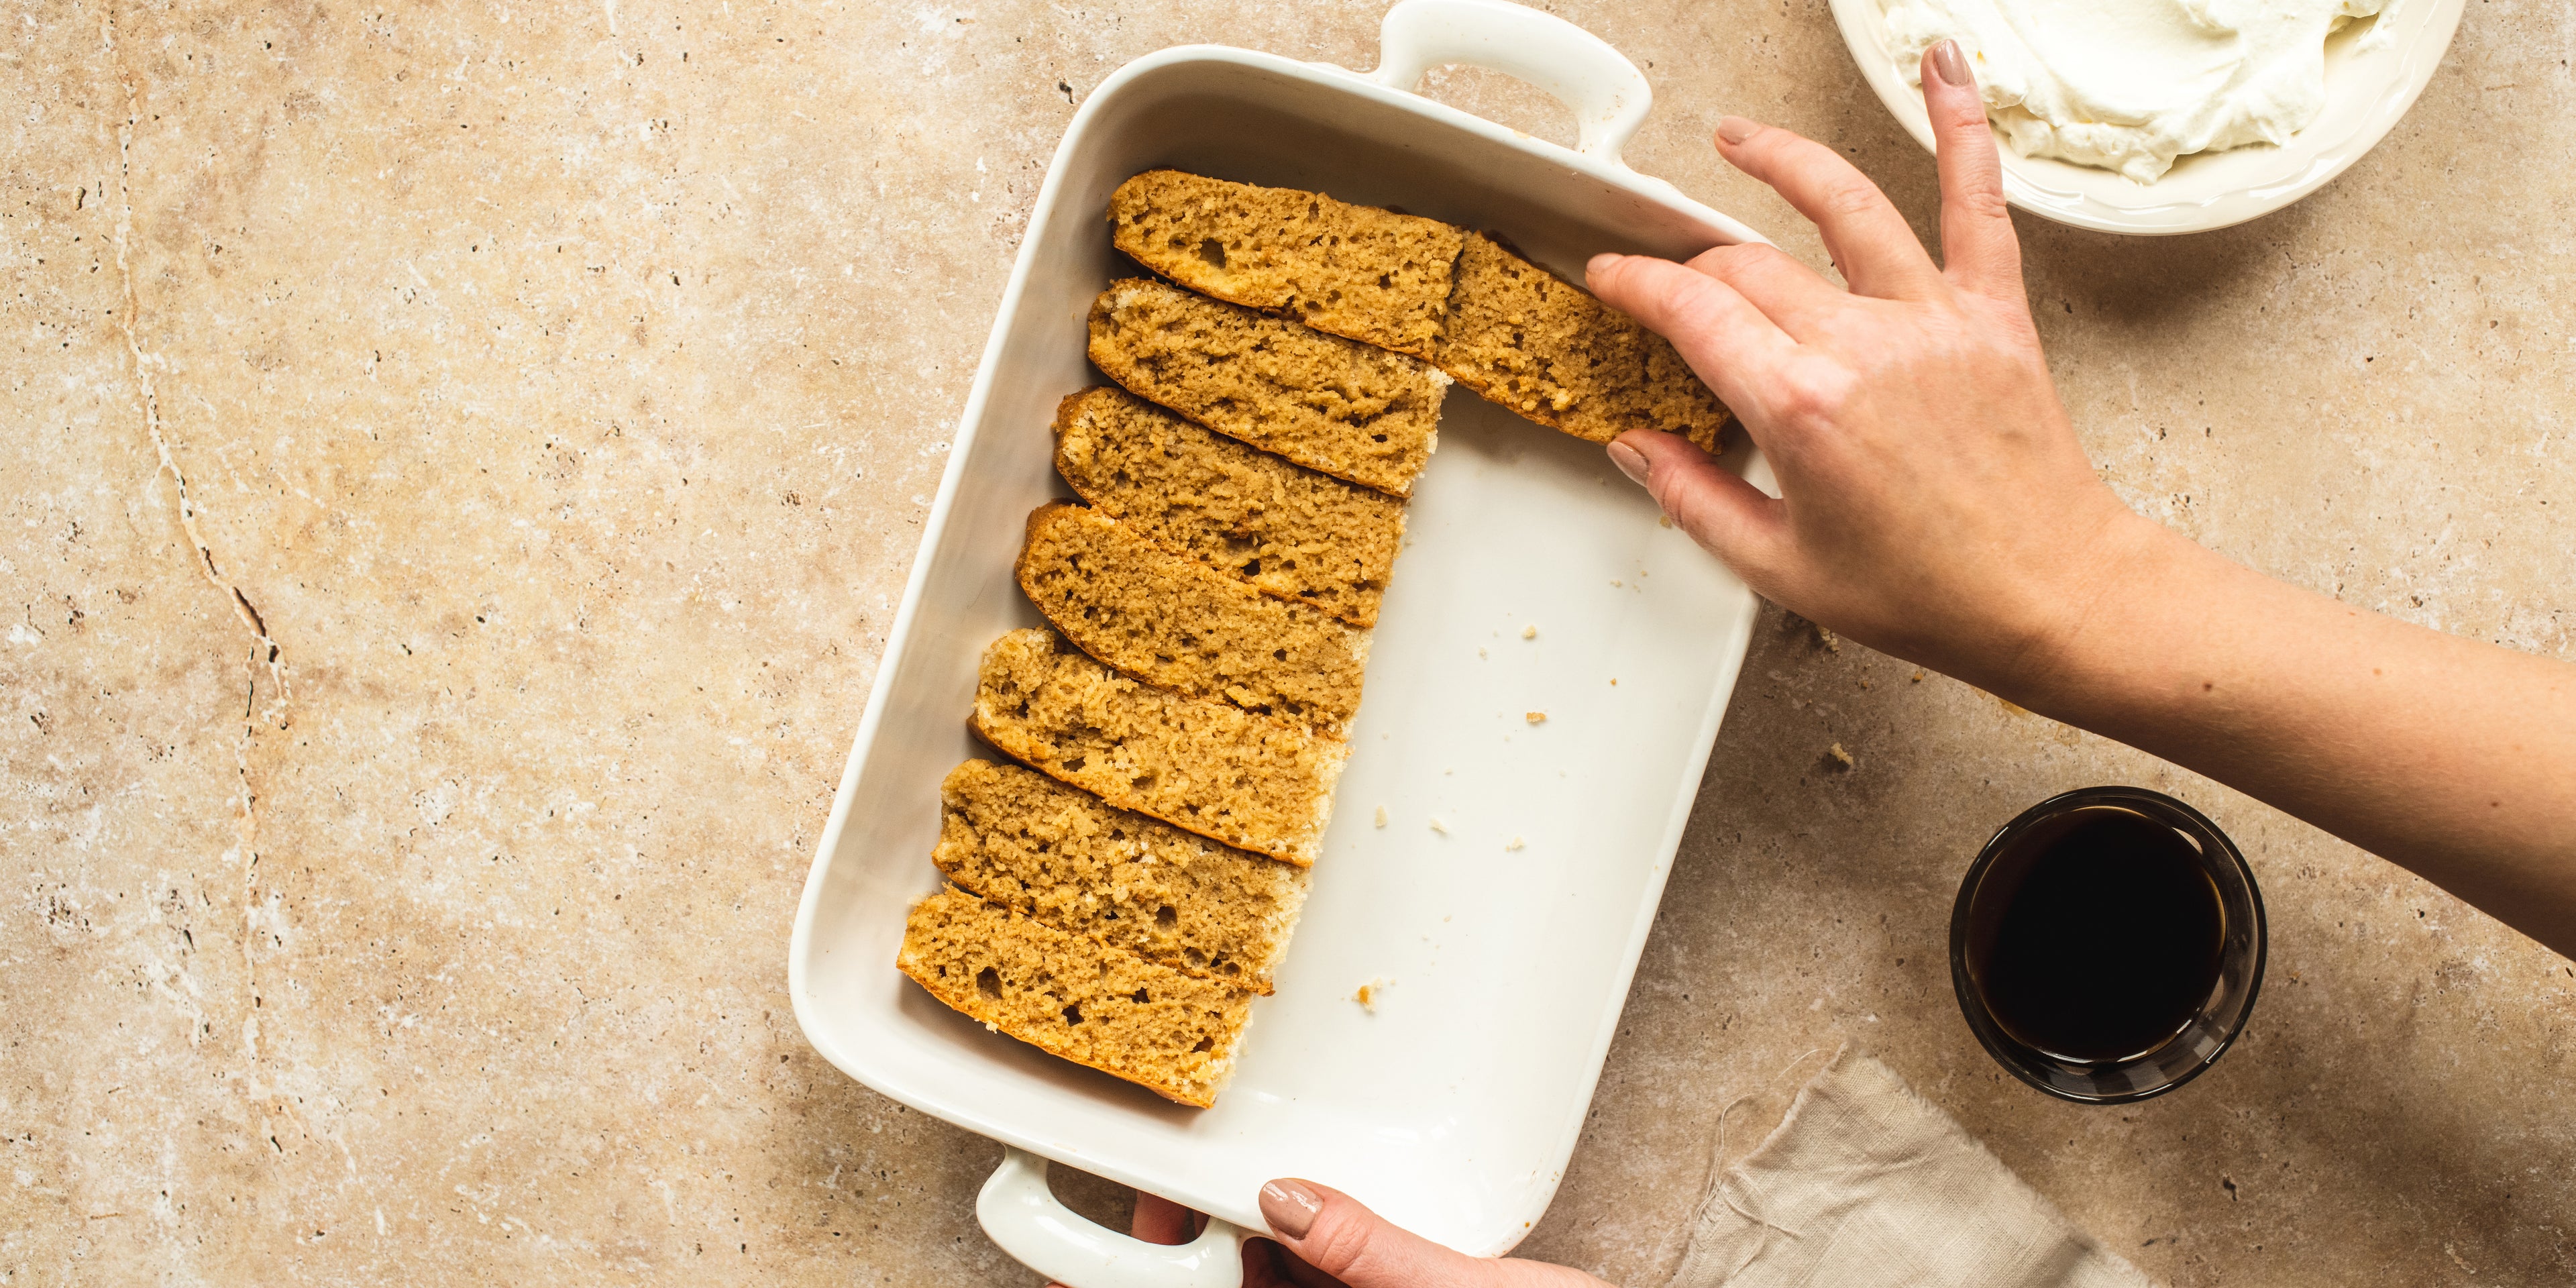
[789,1,1772,1275]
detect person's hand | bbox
[1585,40,2169,697]
[1054,1179,1609,1287]
[1244,1179,1607,1287]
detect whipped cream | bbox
[1882,0,2386,182]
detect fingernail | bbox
[1259,1180,1322,1240]
[1931,39,1972,87]
[1716,116,1757,145]
[1586,252,1623,280]
[1607,441,1650,488]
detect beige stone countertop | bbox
[6,0,2573,1282]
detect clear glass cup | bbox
[1949,786,2267,1104]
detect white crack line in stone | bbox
[109,88,286,694]
[107,19,310,1141]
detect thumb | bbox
[1258,1179,1491,1286]
[1608,431,1788,587]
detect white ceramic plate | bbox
[1830,0,2465,235]
[786,3,1772,1284]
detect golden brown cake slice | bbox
[1087,277,1449,498]
[1054,386,1405,629]
[969,628,1345,865]
[897,885,1254,1107]
[1435,232,1731,453]
[1016,502,1368,734]
[1108,169,1462,359]
[933,759,1309,994]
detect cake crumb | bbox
[1505,836,1525,852]
[1428,816,1451,835]
[1479,646,1488,659]
[1825,742,1856,771]
[1525,711,1546,724]
[1658,513,1674,528]
[1610,578,1623,588]
[1353,977,1394,1012]
[1911,669,1927,683]
[1374,805,1387,828]
[1521,625,1538,639]
[1609,678,1618,686]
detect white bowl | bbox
[1829,0,2465,235]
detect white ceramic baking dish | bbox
[1831,0,2465,235]
[788,3,1770,1283]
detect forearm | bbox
[1584,68,2576,959]
[2007,514,2576,957]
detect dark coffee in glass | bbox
[1951,787,2265,1103]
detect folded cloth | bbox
[1669,1046,2160,1288]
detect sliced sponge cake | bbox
[1087,277,1448,498]
[1054,386,1404,629]
[1104,172,1732,453]
[1108,168,1460,359]
[1016,502,1367,734]
[969,628,1344,866]
[897,885,1253,1106]
[1436,231,1729,453]
[934,759,1309,994]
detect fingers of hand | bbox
[1585,254,1790,408]
[1242,1237,1342,1288]
[1684,243,1845,341]
[1260,1179,1489,1287]
[1131,1190,1196,1246]
[1611,431,1790,588]
[1271,1241,1353,1288]
[1917,41,2023,301]
[1712,117,1937,299]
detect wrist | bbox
[1977,506,2197,711]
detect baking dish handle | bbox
[977,1147,1248,1288]
[1369,0,1655,164]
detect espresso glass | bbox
[1950,786,2267,1104]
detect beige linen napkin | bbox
[1669,1047,2159,1288]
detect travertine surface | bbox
[3,1,2569,1284]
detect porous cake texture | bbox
[1436,232,1731,452]
[1016,502,1368,733]
[969,629,1345,866]
[897,885,1253,1107]
[1054,386,1404,629]
[1087,277,1449,498]
[934,759,1309,994]
[1108,169,1462,359]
